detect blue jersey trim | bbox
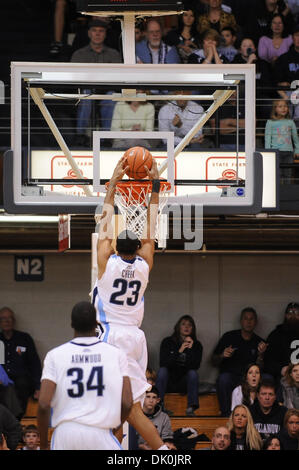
[50,427,55,450]
[103,322,110,343]
[97,296,107,324]
[120,257,136,264]
[70,340,101,347]
[110,429,123,450]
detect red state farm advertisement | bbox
[205,156,246,192]
[51,155,93,197]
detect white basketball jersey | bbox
[41,337,129,429]
[93,254,149,328]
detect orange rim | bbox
[105,180,171,193]
[105,180,171,205]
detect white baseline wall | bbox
[0,253,298,384]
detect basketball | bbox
[123,146,153,179]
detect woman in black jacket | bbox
[155,315,203,416]
[164,9,201,63]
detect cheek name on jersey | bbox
[71,354,101,364]
[121,269,135,279]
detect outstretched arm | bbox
[97,156,129,279]
[38,379,56,450]
[137,158,160,271]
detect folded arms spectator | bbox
[212,307,267,416]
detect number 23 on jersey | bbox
[109,279,141,306]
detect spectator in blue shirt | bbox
[136,19,181,64]
[0,307,42,417]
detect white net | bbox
[110,181,171,242]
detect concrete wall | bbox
[1,253,298,383]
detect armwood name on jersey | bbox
[41,337,128,429]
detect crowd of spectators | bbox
[140,301,299,450]
[0,301,298,450]
[1,2,299,449]
[52,0,299,180]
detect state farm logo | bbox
[62,169,88,189]
[205,156,246,192]
[51,155,94,196]
[216,169,237,189]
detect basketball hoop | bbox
[105,179,171,244]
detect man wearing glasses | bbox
[264,303,299,384]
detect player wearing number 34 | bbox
[37,301,133,450]
[92,156,169,450]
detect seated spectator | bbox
[164,9,201,63]
[110,98,155,149]
[137,387,176,450]
[212,307,267,416]
[249,379,288,440]
[197,0,237,36]
[216,0,259,36]
[278,409,299,450]
[135,21,145,44]
[71,19,121,63]
[136,19,180,64]
[0,403,22,450]
[247,0,295,44]
[188,29,229,64]
[287,0,299,25]
[70,19,122,146]
[264,99,299,180]
[264,302,299,383]
[280,362,299,409]
[227,404,263,450]
[0,307,42,417]
[274,25,299,126]
[155,315,203,416]
[231,363,262,411]
[258,14,293,65]
[219,26,238,62]
[232,37,273,86]
[262,434,284,450]
[233,37,261,65]
[71,16,121,56]
[232,37,274,125]
[218,90,245,149]
[158,91,205,149]
[146,367,157,386]
[208,426,231,450]
[0,365,22,418]
[20,425,40,451]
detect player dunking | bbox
[37,301,132,450]
[93,155,169,450]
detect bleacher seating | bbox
[164,393,224,449]
[21,393,224,449]
[164,392,221,417]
